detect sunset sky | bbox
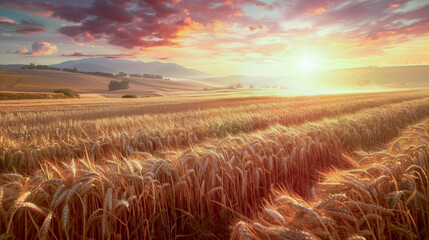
[1,0,429,76]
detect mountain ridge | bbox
[50,58,215,79]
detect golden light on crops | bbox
[2,0,429,239]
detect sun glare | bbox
[300,56,315,73]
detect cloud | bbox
[248,24,264,32]
[7,41,58,56]
[0,16,45,34]
[2,0,429,62]
[2,0,263,49]
[14,20,45,34]
[52,0,200,49]
[61,51,137,59]
[0,16,16,24]
[6,47,28,54]
[30,41,58,55]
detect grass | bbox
[0,90,429,239]
[122,94,137,98]
[0,91,70,100]
[53,89,80,98]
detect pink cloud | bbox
[248,24,264,32]
[0,17,45,34]
[1,1,54,17]
[1,0,429,61]
[248,25,257,31]
[2,0,264,49]
[0,16,16,24]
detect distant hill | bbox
[197,75,283,88]
[199,75,291,88]
[71,62,114,73]
[150,64,214,79]
[0,68,207,96]
[202,65,429,90]
[0,64,24,69]
[309,65,429,91]
[51,58,215,79]
[0,68,111,93]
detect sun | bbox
[300,56,315,73]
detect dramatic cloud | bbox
[61,51,136,59]
[0,16,45,34]
[1,0,263,49]
[7,42,58,56]
[52,0,251,49]
[41,1,429,53]
[1,0,429,69]
[15,20,45,34]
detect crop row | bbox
[233,118,429,239]
[1,93,427,172]
[1,97,429,238]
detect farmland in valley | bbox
[1,89,429,239]
[0,68,205,97]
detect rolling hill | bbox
[198,75,282,88]
[2,65,427,97]
[0,68,207,97]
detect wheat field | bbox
[1,90,429,239]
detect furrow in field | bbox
[1,94,341,124]
[1,93,426,172]
[233,118,429,239]
[0,91,423,128]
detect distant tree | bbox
[21,63,60,70]
[143,74,163,79]
[62,68,80,73]
[53,89,80,98]
[85,71,115,78]
[129,73,142,78]
[235,84,243,88]
[249,84,255,89]
[122,94,137,98]
[109,80,130,91]
[359,79,370,86]
[116,72,128,78]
